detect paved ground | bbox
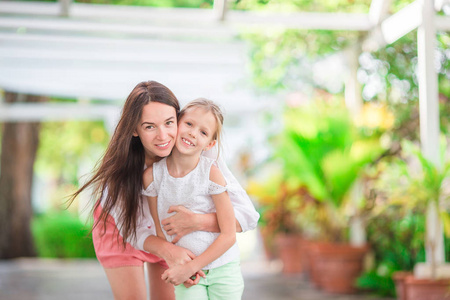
[0,258,394,300]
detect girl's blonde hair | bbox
[179,98,224,151]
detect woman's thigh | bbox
[147,262,175,300]
[104,266,147,300]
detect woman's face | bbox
[133,101,178,159]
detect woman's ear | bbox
[204,140,216,151]
[132,130,138,137]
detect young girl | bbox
[142,99,244,299]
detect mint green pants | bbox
[174,259,244,300]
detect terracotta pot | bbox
[305,241,328,287]
[259,227,276,260]
[308,242,369,294]
[404,276,450,300]
[274,233,303,274]
[298,238,312,275]
[392,271,413,300]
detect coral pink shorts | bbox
[93,205,168,269]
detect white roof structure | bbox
[0,0,449,122]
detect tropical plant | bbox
[270,98,386,242]
[370,139,450,279]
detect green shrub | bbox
[32,211,96,258]
[356,206,426,296]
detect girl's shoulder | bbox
[143,164,154,187]
[208,163,226,186]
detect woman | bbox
[70,81,259,300]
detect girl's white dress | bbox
[142,155,240,270]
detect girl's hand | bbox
[161,263,198,286]
[183,272,202,288]
[161,206,198,243]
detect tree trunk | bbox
[0,92,46,258]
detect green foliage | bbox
[252,99,386,242]
[359,31,450,136]
[243,29,359,92]
[32,211,96,258]
[375,139,450,217]
[35,121,108,185]
[357,207,426,296]
[276,100,384,207]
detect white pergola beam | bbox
[0,103,120,122]
[0,17,236,41]
[0,1,373,32]
[380,0,422,44]
[368,0,392,25]
[226,11,372,31]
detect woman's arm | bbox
[143,166,165,240]
[160,206,241,244]
[161,165,236,286]
[148,196,166,240]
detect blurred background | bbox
[0,0,450,299]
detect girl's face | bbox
[176,107,217,156]
[133,101,178,159]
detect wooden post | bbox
[0,93,47,258]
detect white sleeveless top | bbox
[142,155,240,270]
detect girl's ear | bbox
[204,140,216,151]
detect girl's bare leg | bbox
[104,266,147,300]
[147,262,175,300]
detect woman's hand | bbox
[160,242,196,268]
[161,206,199,243]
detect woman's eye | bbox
[146,125,155,130]
[166,121,174,126]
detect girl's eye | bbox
[201,131,207,136]
[186,122,192,126]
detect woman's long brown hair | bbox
[68,81,180,247]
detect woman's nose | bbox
[158,128,168,140]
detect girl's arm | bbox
[161,165,236,286]
[161,147,259,243]
[141,166,205,283]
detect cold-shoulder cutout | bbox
[142,165,156,196]
[208,164,227,195]
[142,181,157,197]
[209,163,226,186]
